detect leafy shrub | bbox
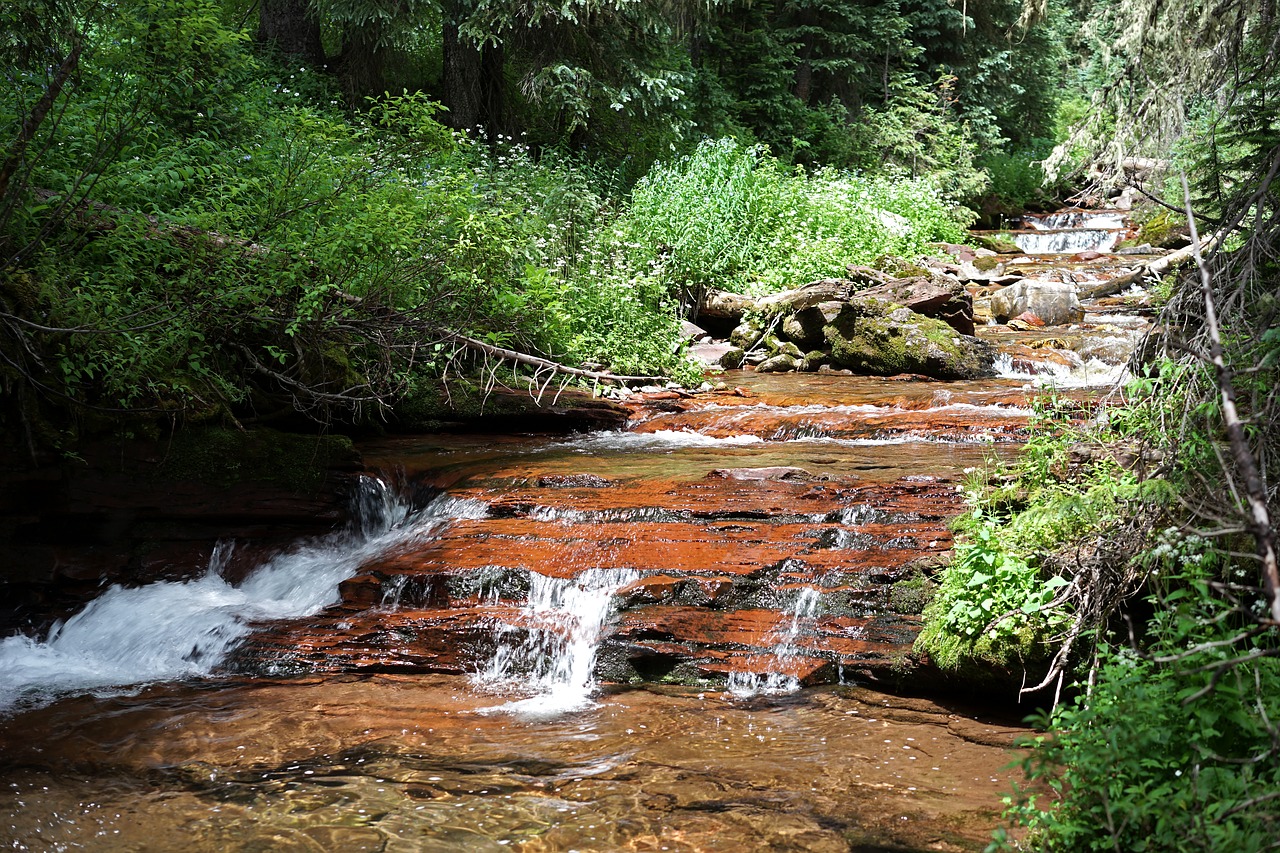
[617,138,972,298]
[994,565,1280,853]
[916,510,1070,673]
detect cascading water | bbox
[0,478,481,714]
[728,586,823,696]
[1012,210,1127,254]
[476,567,638,716]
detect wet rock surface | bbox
[0,208,1157,852]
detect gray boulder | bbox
[983,280,1084,326]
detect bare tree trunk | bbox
[441,13,505,135]
[337,26,387,105]
[0,40,82,205]
[257,0,325,67]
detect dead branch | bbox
[1182,173,1280,624]
[441,331,666,386]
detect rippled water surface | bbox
[0,676,1027,852]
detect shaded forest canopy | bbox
[1,0,1081,445]
[4,0,1280,850]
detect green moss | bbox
[889,567,934,614]
[1133,208,1187,248]
[824,297,992,379]
[973,255,1000,272]
[158,425,357,492]
[971,233,1022,254]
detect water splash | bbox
[727,586,823,697]
[0,479,482,714]
[559,430,764,452]
[476,568,638,717]
[1025,211,1126,230]
[993,352,1129,388]
[1013,229,1121,254]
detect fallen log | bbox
[1080,231,1223,299]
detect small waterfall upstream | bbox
[728,586,824,696]
[0,477,473,713]
[476,567,638,716]
[1011,209,1127,254]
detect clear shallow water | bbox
[0,357,1131,851]
[0,676,1029,852]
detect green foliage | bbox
[0,0,697,438]
[994,565,1280,852]
[850,74,990,202]
[617,138,971,298]
[917,509,1070,672]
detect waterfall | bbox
[1012,210,1127,254]
[476,567,638,717]
[0,478,478,714]
[728,586,823,697]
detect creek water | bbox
[0,220,1155,852]
[1009,209,1129,254]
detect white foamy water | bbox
[561,429,764,452]
[993,352,1129,388]
[477,567,638,717]
[1026,211,1126,231]
[1013,229,1121,254]
[728,586,824,697]
[0,480,486,713]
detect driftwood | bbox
[1080,232,1223,299]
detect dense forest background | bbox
[3,0,1280,850]
[1,0,1082,440]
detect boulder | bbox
[858,275,976,336]
[680,319,709,341]
[719,347,746,369]
[757,354,799,373]
[800,350,827,372]
[689,341,736,367]
[983,280,1084,326]
[729,320,763,349]
[780,306,828,351]
[823,296,994,379]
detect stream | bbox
[0,212,1154,852]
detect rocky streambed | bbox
[0,212,1161,851]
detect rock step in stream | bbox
[229,380,1031,695]
[0,210,1157,852]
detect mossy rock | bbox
[729,320,764,349]
[158,426,358,493]
[972,255,1000,272]
[1134,209,1190,249]
[823,297,994,379]
[757,354,799,373]
[971,234,1021,254]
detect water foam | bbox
[476,567,638,717]
[993,352,1129,388]
[727,586,824,697]
[0,480,481,713]
[561,429,764,452]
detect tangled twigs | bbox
[1182,173,1280,624]
[440,331,667,387]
